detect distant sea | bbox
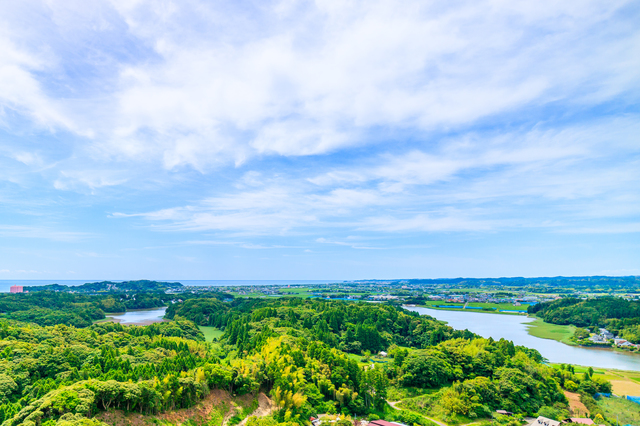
[0,279,339,293]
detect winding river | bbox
[105,305,640,370]
[406,306,640,371]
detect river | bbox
[106,307,167,325]
[406,306,640,371]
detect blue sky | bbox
[0,0,639,280]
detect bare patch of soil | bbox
[96,389,236,426]
[564,391,589,417]
[237,393,273,426]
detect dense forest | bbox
[528,297,640,343]
[0,294,615,426]
[0,292,167,327]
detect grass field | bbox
[525,317,576,344]
[277,287,315,297]
[346,353,364,362]
[598,396,640,425]
[198,326,225,342]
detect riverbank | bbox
[525,317,576,345]
[406,305,640,370]
[97,317,167,326]
[97,307,168,325]
[418,305,579,344]
[525,318,638,355]
[417,302,528,315]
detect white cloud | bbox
[315,237,380,250]
[310,116,640,198]
[0,0,638,170]
[0,31,80,132]
[0,0,639,269]
[558,223,640,234]
[359,214,497,233]
[111,116,640,236]
[53,169,129,191]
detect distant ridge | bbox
[345,275,640,287]
[24,279,183,293]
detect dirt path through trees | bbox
[387,400,448,426]
[237,393,274,426]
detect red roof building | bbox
[10,285,23,294]
[370,420,408,426]
[569,419,594,425]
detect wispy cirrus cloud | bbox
[0,225,91,242]
[1,0,638,171]
[110,116,640,237]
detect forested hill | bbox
[528,296,640,342]
[24,280,183,293]
[166,297,480,353]
[0,291,168,327]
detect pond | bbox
[107,307,167,325]
[405,306,640,371]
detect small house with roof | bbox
[532,416,561,426]
[599,328,614,339]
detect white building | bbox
[532,416,560,426]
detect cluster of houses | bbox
[311,415,603,426]
[311,417,409,426]
[425,293,551,305]
[530,416,603,426]
[588,328,638,348]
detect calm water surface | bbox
[406,306,640,371]
[107,307,167,324]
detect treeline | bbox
[24,280,183,294]
[529,297,640,343]
[352,276,640,290]
[0,292,168,328]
